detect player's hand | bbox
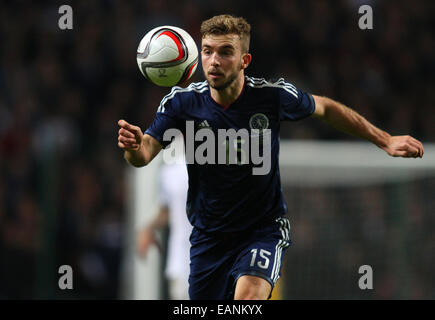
[383,135,424,158]
[118,119,143,151]
[136,227,162,259]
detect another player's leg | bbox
[169,277,190,300]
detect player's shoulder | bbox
[158,81,208,112]
[246,76,296,87]
[246,76,299,98]
[167,80,209,99]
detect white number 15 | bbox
[250,248,271,269]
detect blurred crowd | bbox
[0,0,433,299]
[283,178,435,299]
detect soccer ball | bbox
[136,26,199,87]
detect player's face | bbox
[201,34,249,90]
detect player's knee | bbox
[234,276,271,300]
[235,290,266,300]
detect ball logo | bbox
[158,68,167,77]
[249,113,269,131]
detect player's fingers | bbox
[407,144,420,157]
[408,140,423,158]
[119,136,137,145]
[118,133,140,148]
[395,140,417,154]
[399,144,419,158]
[119,120,141,135]
[391,150,408,157]
[409,138,424,157]
[118,119,129,128]
[403,136,424,158]
[118,119,134,132]
[119,128,135,139]
[118,141,139,150]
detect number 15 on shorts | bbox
[250,249,271,269]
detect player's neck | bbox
[210,73,245,108]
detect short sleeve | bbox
[277,79,316,121]
[145,88,182,148]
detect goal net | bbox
[279,141,435,299]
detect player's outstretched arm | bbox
[312,96,424,158]
[117,119,163,167]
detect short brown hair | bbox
[200,14,251,53]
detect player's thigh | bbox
[230,217,291,298]
[189,263,232,300]
[189,229,238,299]
[234,274,272,300]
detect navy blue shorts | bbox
[188,216,291,300]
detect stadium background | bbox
[0,0,434,299]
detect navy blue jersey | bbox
[145,76,315,233]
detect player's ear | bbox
[241,53,252,70]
